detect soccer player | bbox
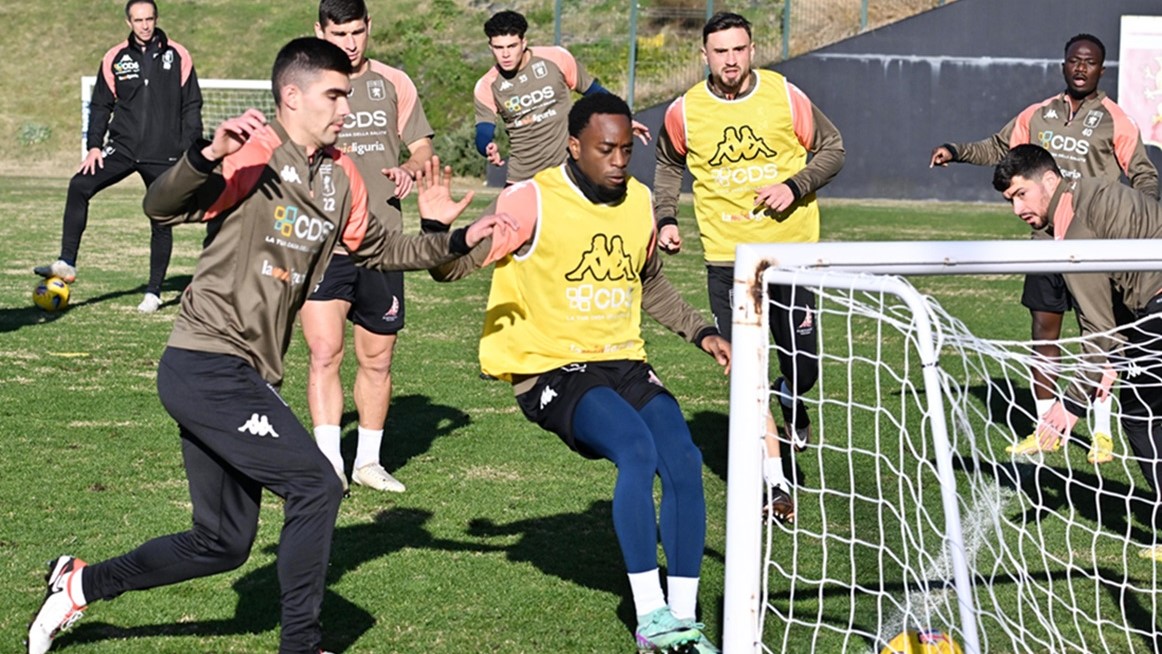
[419,93,729,653]
[301,0,436,494]
[652,12,845,521]
[930,34,1159,463]
[473,9,649,184]
[34,0,202,313]
[25,37,512,654]
[992,144,1162,560]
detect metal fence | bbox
[545,0,952,110]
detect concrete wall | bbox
[621,0,1162,202]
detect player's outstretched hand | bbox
[78,148,105,175]
[754,182,795,214]
[417,156,475,225]
[465,212,519,248]
[929,145,954,168]
[631,119,652,145]
[1033,400,1079,451]
[382,166,415,199]
[485,142,505,167]
[702,335,732,375]
[203,109,267,161]
[658,224,682,254]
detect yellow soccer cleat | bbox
[1137,545,1162,561]
[1087,432,1113,465]
[1005,432,1061,456]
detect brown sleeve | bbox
[1062,271,1120,410]
[143,145,227,226]
[949,115,1019,166]
[1124,138,1159,200]
[347,214,460,270]
[652,99,687,224]
[640,249,715,343]
[784,99,845,198]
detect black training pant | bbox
[82,347,344,654]
[1120,297,1162,498]
[60,149,174,295]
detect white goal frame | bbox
[80,76,272,157]
[724,238,1162,654]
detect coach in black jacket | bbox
[35,0,202,313]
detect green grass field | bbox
[1,176,1155,653]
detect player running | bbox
[930,34,1159,463]
[419,93,729,653]
[25,37,511,654]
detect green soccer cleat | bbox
[675,619,720,654]
[634,607,699,653]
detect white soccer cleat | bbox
[137,292,162,313]
[351,462,406,493]
[33,260,77,284]
[27,556,88,654]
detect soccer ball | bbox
[33,276,70,312]
[880,630,964,654]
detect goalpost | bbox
[724,239,1162,654]
[80,76,274,157]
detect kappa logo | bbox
[280,165,302,184]
[1083,110,1104,129]
[539,385,558,409]
[709,125,777,166]
[498,79,513,91]
[367,79,386,100]
[565,234,637,282]
[238,413,280,438]
[1044,108,1059,120]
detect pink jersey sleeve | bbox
[1105,97,1145,174]
[337,153,371,251]
[370,61,421,139]
[535,46,582,90]
[786,82,816,150]
[483,180,540,265]
[662,97,687,156]
[1009,100,1050,147]
[204,126,279,221]
[474,68,500,119]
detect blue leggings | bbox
[571,388,707,577]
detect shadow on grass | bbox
[337,394,471,476]
[0,275,192,333]
[63,507,501,652]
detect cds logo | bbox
[113,54,139,75]
[273,205,334,243]
[343,110,389,129]
[504,86,556,113]
[1038,130,1090,155]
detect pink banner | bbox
[1119,15,1162,148]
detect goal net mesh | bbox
[744,270,1159,654]
[81,77,274,155]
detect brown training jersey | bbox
[950,90,1158,199]
[338,60,433,232]
[474,46,594,182]
[1043,177,1162,406]
[144,120,465,386]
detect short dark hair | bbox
[271,38,352,107]
[484,10,527,39]
[125,0,157,19]
[318,0,368,28]
[992,144,1062,192]
[703,12,751,44]
[569,92,632,138]
[1065,33,1105,61]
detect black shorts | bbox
[1021,272,1073,314]
[515,360,673,458]
[309,254,405,335]
[706,264,817,343]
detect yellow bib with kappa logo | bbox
[684,69,819,262]
[480,165,653,381]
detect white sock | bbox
[628,569,667,617]
[763,455,786,488]
[1093,395,1113,436]
[354,426,384,470]
[1035,398,1055,420]
[667,576,700,621]
[69,567,88,606]
[314,425,344,475]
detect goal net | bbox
[724,240,1162,654]
[80,76,274,156]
